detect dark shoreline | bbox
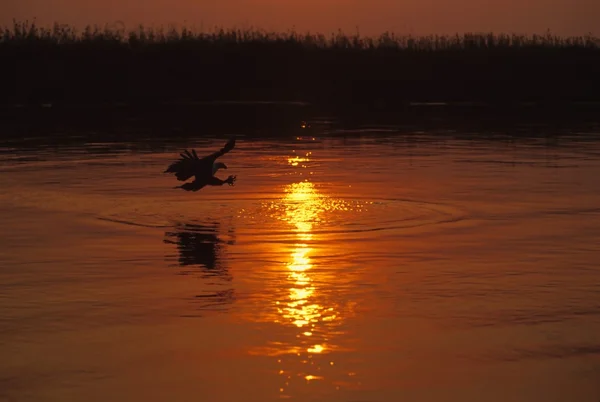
[2,22,600,108]
[1,101,599,144]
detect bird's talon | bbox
[227,175,237,186]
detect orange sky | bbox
[2,0,599,36]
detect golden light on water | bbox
[251,152,368,396]
[277,180,338,337]
[271,176,340,394]
[307,344,324,353]
[287,152,311,168]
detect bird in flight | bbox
[164,138,237,191]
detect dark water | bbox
[1,117,600,402]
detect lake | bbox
[1,111,600,402]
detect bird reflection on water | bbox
[164,221,236,311]
[164,222,235,272]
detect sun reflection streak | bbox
[247,153,368,397]
[279,180,337,335]
[271,176,344,396]
[287,152,312,168]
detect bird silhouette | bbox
[164,138,237,192]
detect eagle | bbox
[164,138,237,191]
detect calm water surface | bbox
[1,128,600,402]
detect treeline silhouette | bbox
[2,20,600,107]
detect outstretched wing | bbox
[201,138,236,163]
[163,138,236,182]
[164,149,210,182]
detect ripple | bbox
[482,343,600,364]
[3,184,467,243]
[237,197,467,238]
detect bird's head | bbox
[213,162,228,174]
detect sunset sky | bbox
[2,0,599,36]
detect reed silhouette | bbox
[2,20,599,107]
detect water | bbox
[1,125,600,402]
